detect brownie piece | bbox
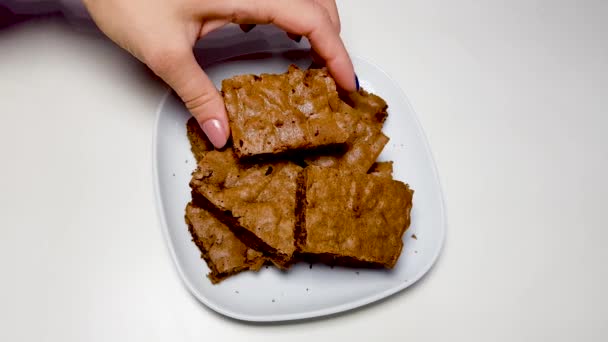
[186,117,214,162]
[185,203,266,283]
[337,117,389,173]
[295,166,414,269]
[369,161,394,178]
[304,97,389,173]
[190,149,302,268]
[343,89,389,126]
[222,65,351,158]
[341,89,391,170]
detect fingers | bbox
[235,1,339,32]
[200,18,230,37]
[146,47,229,148]
[206,0,356,92]
[314,0,341,32]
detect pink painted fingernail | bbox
[202,119,227,148]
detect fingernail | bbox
[355,74,360,91]
[202,119,228,148]
[240,24,256,33]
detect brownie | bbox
[304,88,389,173]
[344,89,389,126]
[190,149,301,268]
[222,65,351,158]
[369,161,394,178]
[295,166,414,268]
[186,117,214,162]
[338,118,389,173]
[185,203,266,283]
[185,67,414,281]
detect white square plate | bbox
[153,28,446,322]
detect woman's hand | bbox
[83,0,356,148]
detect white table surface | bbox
[1,1,607,340]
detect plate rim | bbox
[152,54,447,322]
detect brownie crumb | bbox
[235,290,239,294]
[272,299,275,303]
[411,234,417,240]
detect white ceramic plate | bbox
[153,45,446,322]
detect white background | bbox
[1,0,607,340]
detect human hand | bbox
[83,0,356,148]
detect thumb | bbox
[147,48,230,148]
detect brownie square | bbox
[190,149,301,268]
[304,89,389,173]
[185,203,266,283]
[295,166,414,269]
[222,65,351,158]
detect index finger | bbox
[204,0,357,92]
[315,0,341,32]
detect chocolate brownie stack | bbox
[185,65,413,284]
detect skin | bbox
[83,0,356,148]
